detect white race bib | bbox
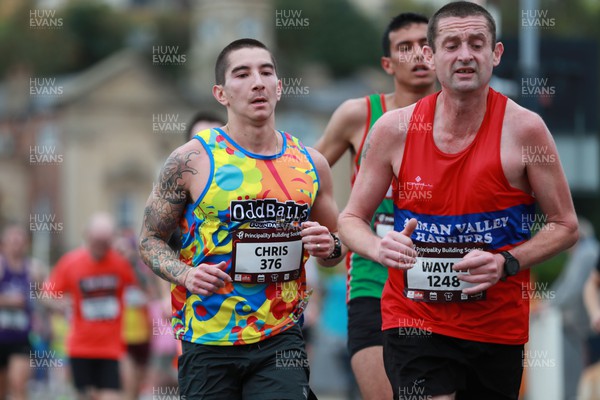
[231,228,303,284]
[374,212,394,238]
[0,309,28,330]
[81,296,119,320]
[124,286,147,307]
[404,242,486,302]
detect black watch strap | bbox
[500,251,520,281]
[326,233,342,260]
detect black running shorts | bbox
[383,328,524,399]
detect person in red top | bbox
[339,2,578,399]
[45,213,135,400]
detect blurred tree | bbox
[134,11,190,80]
[60,1,128,70]
[0,0,126,77]
[275,0,381,77]
[0,0,190,79]
[0,0,77,76]
[383,0,435,28]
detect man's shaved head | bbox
[85,212,115,260]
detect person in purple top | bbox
[0,225,44,400]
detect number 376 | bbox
[260,258,282,270]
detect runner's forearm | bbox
[139,235,189,286]
[508,221,578,270]
[338,213,381,264]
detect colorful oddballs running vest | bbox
[173,128,319,346]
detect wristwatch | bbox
[500,251,520,281]
[326,233,342,260]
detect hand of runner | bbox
[300,221,334,259]
[183,261,232,296]
[453,250,503,294]
[379,218,418,270]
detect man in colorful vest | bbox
[339,2,578,399]
[139,38,344,400]
[314,12,436,400]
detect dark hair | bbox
[186,111,225,138]
[214,38,277,85]
[382,12,429,57]
[427,1,496,53]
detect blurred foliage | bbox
[0,0,126,76]
[274,0,381,78]
[121,10,190,80]
[0,0,188,79]
[60,2,128,71]
[0,0,77,76]
[138,12,190,80]
[383,0,436,28]
[1,0,598,81]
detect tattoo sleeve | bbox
[139,150,199,285]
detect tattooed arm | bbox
[139,143,231,294]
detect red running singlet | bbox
[383,88,536,345]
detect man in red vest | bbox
[339,2,578,399]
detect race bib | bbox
[374,212,394,238]
[231,227,303,284]
[124,286,147,307]
[0,309,28,330]
[81,296,119,320]
[404,242,486,303]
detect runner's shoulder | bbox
[154,139,209,194]
[305,147,329,172]
[370,103,418,141]
[168,137,208,164]
[504,99,549,143]
[332,97,369,130]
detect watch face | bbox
[506,259,520,276]
[501,251,520,277]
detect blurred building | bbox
[1,0,598,263]
[0,50,190,262]
[187,0,274,102]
